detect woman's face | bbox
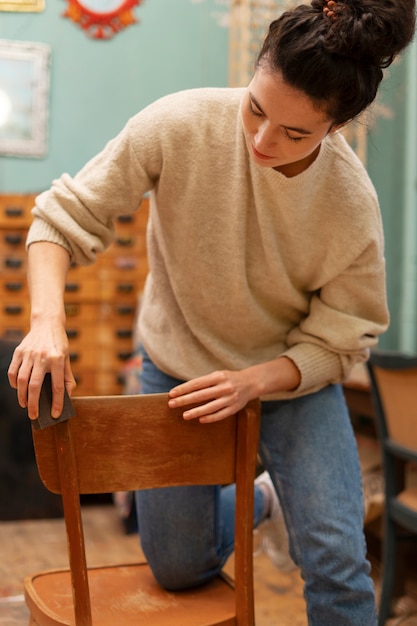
[241,67,338,176]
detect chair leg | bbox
[378,517,396,626]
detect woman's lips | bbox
[252,145,274,160]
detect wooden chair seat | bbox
[25,562,237,626]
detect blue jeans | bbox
[135,348,377,626]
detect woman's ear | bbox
[329,121,349,134]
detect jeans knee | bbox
[140,535,222,591]
[151,564,200,591]
[144,549,219,591]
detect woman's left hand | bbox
[168,369,255,423]
[168,357,301,423]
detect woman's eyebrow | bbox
[249,91,313,135]
[283,124,313,135]
[249,92,266,115]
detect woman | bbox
[9,0,415,623]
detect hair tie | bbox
[323,0,338,20]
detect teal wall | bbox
[367,48,417,353]
[0,0,229,192]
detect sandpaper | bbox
[31,373,75,430]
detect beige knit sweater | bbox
[27,87,389,399]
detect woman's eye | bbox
[249,101,263,117]
[285,130,303,143]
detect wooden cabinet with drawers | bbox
[0,193,149,396]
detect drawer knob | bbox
[5,281,24,292]
[116,328,133,338]
[117,283,134,294]
[116,237,134,247]
[4,305,23,315]
[5,257,23,269]
[65,304,80,316]
[65,283,80,292]
[117,215,133,224]
[5,207,24,218]
[117,305,134,315]
[5,234,23,245]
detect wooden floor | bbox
[0,504,416,626]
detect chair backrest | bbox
[367,351,417,453]
[31,393,261,626]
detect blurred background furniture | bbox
[0,339,63,520]
[0,193,149,397]
[367,351,417,626]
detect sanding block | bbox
[31,373,75,430]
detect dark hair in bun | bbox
[256,0,416,124]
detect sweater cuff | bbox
[26,217,73,258]
[282,343,344,394]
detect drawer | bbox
[64,301,136,324]
[99,280,143,301]
[64,277,142,302]
[0,300,31,325]
[69,345,132,370]
[67,323,134,348]
[106,233,147,258]
[0,194,35,228]
[0,276,28,298]
[94,254,140,272]
[0,326,28,342]
[115,197,149,229]
[72,367,125,396]
[64,279,102,301]
[113,206,148,245]
[68,260,147,281]
[0,230,27,254]
[0,252,27,272]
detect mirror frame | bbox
[62,0,141,39]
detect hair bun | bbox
[313,0,416,68]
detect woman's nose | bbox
[253,122,276,150]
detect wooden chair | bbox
[24,393,260,626]
[366,351,417,625]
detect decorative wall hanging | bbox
[229,0,298,88]
[0,0,44,11]
[0,40,51,158]
[63,0,142,39]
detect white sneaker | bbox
[362,471,384,524]
[255,471,297,572]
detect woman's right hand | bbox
[7,240,75,420]
[8,319,76,420]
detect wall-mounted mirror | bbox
[63,0,142,39]
[0,40,50,157]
